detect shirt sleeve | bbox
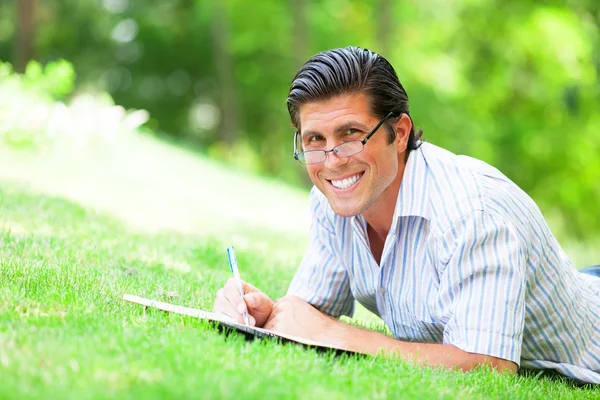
[286,188,355,318]
[437,209,527,365]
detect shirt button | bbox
[379,287,386,295]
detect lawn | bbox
[0,135,598,399]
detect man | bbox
[214,46,600,384]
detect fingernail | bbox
[236,302,246,314]
[249,315,256,326]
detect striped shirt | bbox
[288,142,600,384]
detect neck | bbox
[361,155,406,241]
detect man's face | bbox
[298,93,407,217]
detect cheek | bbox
[370,148,398,178]
[307,165,319,178]
[305,166,321,185]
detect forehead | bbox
[298,93,375,132]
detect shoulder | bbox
[421,143,539,241]
[420,143,486,234]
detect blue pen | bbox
[226,246,250,326]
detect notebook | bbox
[122,294,356,355]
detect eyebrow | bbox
[301,120,370,139]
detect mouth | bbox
[327,172,364,191]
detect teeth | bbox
[331,174,361,189]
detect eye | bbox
[307,135,325,143]
[345,128,360,136]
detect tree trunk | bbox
[210,2,238,145]
[14,0,36,73]
[289,0,309,68]
[288,0,313,186]
[376,0,393,57]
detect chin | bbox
[329,202,363,218]
[332,209,356,218]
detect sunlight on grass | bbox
[1,183,598,399]
[1,128,599,398]
[0,132,310,238]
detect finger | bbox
[226,278,261,295]
[214,288,247,324]
[241,280,262,294]
[244,292,271,313]
[223,279,247,311]
[263,318,276,331]
[236,301,247,314]
[212,288,225,312]
[221,302,255,326]
[224,278,244,297]
[215,302,247,325]
[244,292,274,327]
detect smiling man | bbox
[213,46,600,384]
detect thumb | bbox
[244,292,272,313]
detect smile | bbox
[329,173,363,190]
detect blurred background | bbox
[0,0,599,262]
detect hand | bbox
[213,278,274,327]
[263,295,336,342]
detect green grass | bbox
[0,134,599,398]
[0,187,598,399]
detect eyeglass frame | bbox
[293,111,398,165]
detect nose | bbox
[323,147,349,169]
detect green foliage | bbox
[0,58,149,151]
[23,59,75,99]
[0,60,54,148]
[0,59,76,100]
[0,0,599,239]
[207,139,266,176]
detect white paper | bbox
[122,294,353,352]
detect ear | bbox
[393,114,412,151]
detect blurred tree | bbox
[210,1,239,146]
[290,0,309,69]
[376,0,393,57]
[14,0,36,73]
[0,0,599,240]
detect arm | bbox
[325,318,517,372]
[268,209,526,374]
[264,295,517,373]
[437,210,527,370]
[287,187,355,317]
[213,189,352,327]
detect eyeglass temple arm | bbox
[293,131,300,160]
[362,111,399,144]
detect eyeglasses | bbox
[293,111,397,165]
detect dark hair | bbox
[287,46,422,151]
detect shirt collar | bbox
[351,144,431,238]
[395,144,431,221]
